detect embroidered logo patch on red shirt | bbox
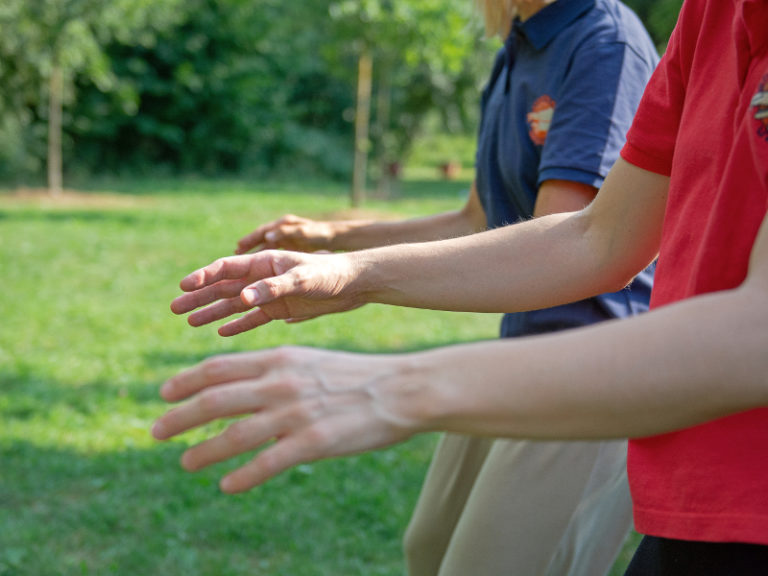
[752,73,768,140]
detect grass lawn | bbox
[0,177,638,575]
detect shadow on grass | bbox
[1,331,481,419]
[0,209,141,225]
[143,350,215,369]
[0,370,166,416]
[0,436,433,576]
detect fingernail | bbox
[220,476,234,492]
[265,231,276,242]
[243,288,261,305]
[160,380,173,398]
[151,421,165,439]
[180,451,196,471]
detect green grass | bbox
[0,177,638,575]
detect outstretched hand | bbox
[235,214,335,254]
[151,347,426,492]
[170,251,364,336]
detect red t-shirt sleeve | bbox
[620,6,689,177]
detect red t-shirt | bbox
[620,0,768,544]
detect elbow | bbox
[608,259,657,293]
[576,208,658,296]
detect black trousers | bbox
[624,536,768,576]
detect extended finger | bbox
[180,413,280,471]
[218,307,279,337]
[171,278,250,315]
[251,225,304,252]
[235,228,268,254]
[219,433,317,492]
[268,223,304,244]
[187,296,252,327]
[235,215,303,254]
[240,270,306,307]
[152,380,267,440]
[220,411,408,492]
[159,351,278,402]
[179,255,267,291]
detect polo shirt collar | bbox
[510,0,596,51]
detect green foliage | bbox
[0,0,185,180]
[0,110,42,183]
[405,121,477,180]
[0,0,684,182]
[0,0,492,181]
[64,0,352,176]
[624,0,683,49]
[67,0,490,178]
[326,0,492,159]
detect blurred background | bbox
[0,0,680,197]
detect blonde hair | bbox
[474,0,516,38]
[474,0,558,38]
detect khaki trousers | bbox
[403,435,632,576]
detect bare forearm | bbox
[349,160,667,313]
[329,209,482,251]
[329,183,486,251]
[350,211,622,312]
[400,284,768,439]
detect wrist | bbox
[344,249,386,305]
[369,351,446,435]
[320,221,346,251]
[330,219,382,252]
[393,343,509,437]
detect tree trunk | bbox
[351,47,372,208]
[375,63,393,198]
[48,63,63,196]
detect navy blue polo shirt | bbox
[474,0,659,336]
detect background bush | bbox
[0,0,681,185]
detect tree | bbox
[62,0,487,189]
[0,0,182,192]
[0,0,682,187]
[327,0,484,205]
[69,0,355,177]
[624,0,683,48]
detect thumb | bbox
[268,222,302,239]
[241,272,299,306]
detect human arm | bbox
[532,179,597,217]
[152,209,768,492]
[171,159,666,334]
[234,182,487,254]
